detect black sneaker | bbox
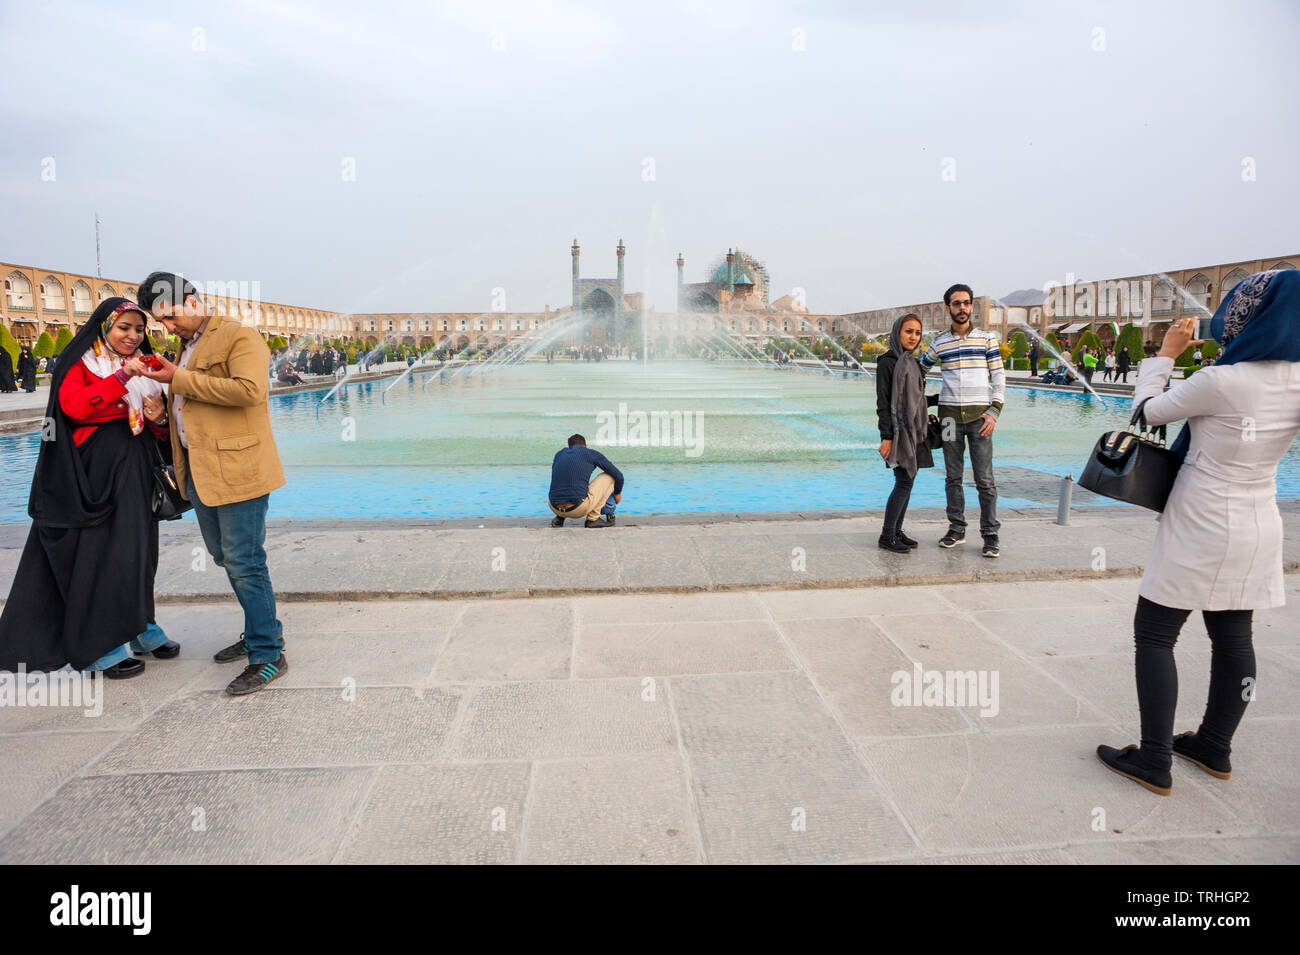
[214,636,251,663]
[1172,731,1231,779]
[584,517,613,528]
[982,538,1000,558]
[550,516,565,527]
[938,532,965,548]
[896,531,919,548]
[878,536,910,553]
[226,655,287,696]
[1096,744,1171,796]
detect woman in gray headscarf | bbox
[875,313,938,551]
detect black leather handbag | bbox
[150,439,192,522]
[1078,399,1182,512]
[926,414,944,449]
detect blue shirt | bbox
[549,446,624,503]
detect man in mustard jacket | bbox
[137,272,288,696]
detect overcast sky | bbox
[2,0,1297,316]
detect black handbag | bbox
[1078,399,1182,512]
[150,439,192,521]
[926,414,944,449]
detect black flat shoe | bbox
[1096,744,1171,796]
[101,658,146,679]
[896,531,919,548]
[149,640,181,659]
[1172,731,1231,779]
[878,536,911,553]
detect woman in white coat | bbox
[1098,269,1300,795]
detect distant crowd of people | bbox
[545,345,614,362]
[272,345,346,385]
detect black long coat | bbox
[874,351,938,471]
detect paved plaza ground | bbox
[2,508,1297,864]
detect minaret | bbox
[571,238,580,317]
[615,238,626,343]
[676,252,685,313]
[726,248,736,309]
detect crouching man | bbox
[548,433,623,528]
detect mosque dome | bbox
[708,250,766,287]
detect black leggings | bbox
[883,467,914,538]
[1133,596,1255,771]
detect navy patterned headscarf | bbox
[1171,269,1300,458]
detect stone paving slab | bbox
[780,616,974,738]
[90,687,465,774]
[523,755,700,865]
[0,767,374,864]
[858,727,1250,855]
[0,731,123,837]
[335,763,530,865]
[447,680,677,760]
[867,611,1115,731]
[575,619,793,678]
[1,576,1297,864]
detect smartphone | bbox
[140,355,164,370]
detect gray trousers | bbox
[941,418,1000,539]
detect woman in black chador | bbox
[17,345,38,392]
[0,298,180,679]
[0,346,16,393]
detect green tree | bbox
[1,324,20,367]
[53,327,74,355]
[1116,322,1143,359]
[1044,331,1060,356]
[1009,331,1028,358]
[1201,340,1221,360]
[33,331,55,359]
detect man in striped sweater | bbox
[918,284,1005,558]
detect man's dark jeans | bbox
[941,417,1000,540]
[187,473,283,665]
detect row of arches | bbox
[354,315,548,336]
[3,269,341,338]
[3,272,132,313]
[646,314,841,337]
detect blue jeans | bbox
[941,417,1000,539]
[187,473,284,665]
[85,622,172,670]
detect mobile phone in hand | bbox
[140,355,164,370]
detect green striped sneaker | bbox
[226,655,288,696]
